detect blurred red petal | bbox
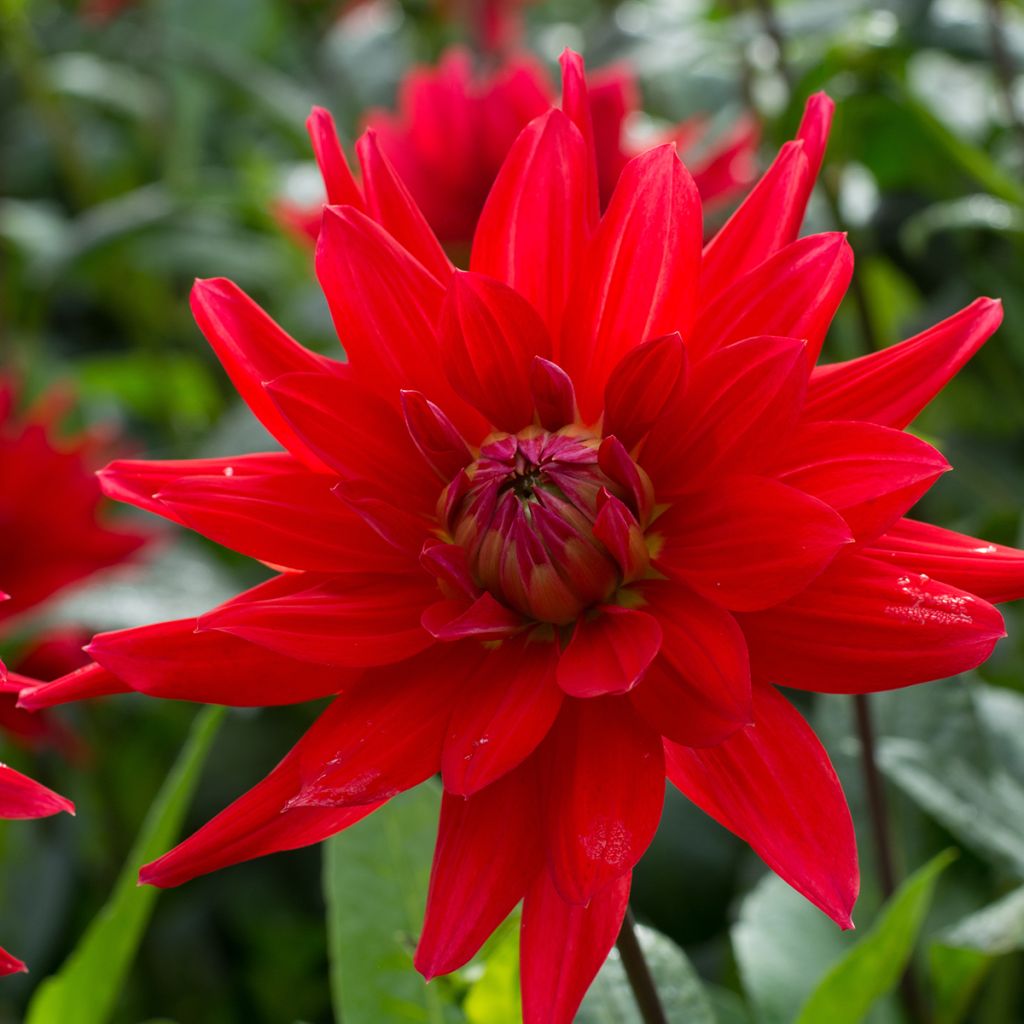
[0,765,74,819]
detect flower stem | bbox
[852,694,928,1024]
[615,907,669,1024]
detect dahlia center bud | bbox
[446,430,636,625]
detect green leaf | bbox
[577,924,715,1024]
[794,849,957,1024]
[323,782,456,1024]
[732,872,857,1024]
[929,884,1024,1024]
[25,706,225,1024]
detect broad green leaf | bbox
[25,706,225,1024]
[732,872,857,1024]
[794,850,956,1024]
[323,782,456,1024]
[929,884,1024,1024]
[577,923,715,1024]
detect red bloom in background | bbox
[0,378,144,974]
[0,664,75,975]
[0,379,149,630]
[279,47,757,247]
[25,53,1023,1021]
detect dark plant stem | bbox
[853,694,928,1024]
[984,0,1024,166]
[615,907,669,1024]
[853,694,898,897]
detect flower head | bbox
[279,48,757,248]
[26,53,1024,1021]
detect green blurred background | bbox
[2,0,1024,1021]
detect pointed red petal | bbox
[355,128,452,281]
[631,580,752,747]
[442,638,561,796]
[530,356,577,430]
[701,93,833,301]
[416,763,543,979]
[665,684,857,928]
[198,572,435,668]
[400,390,473,479]
[562,145,702,421]
[652,475,853,611]
[867,518,1024,604]
[17,662,128,710]
[140,648,466,888]
[520,868,631,1024]
[264,370,438,510]
[558,49,600,226]
[689,233,852,363]
[541,697,663,903]
[642,335,808,495]
[85,616,353,705]
[0,765,74,819]
[99,453,296,523]
[700,140,810,302]
[471,109,589,339]
[556,607,662,698]
[422,592,527,641]
[773,420,950,541]
[740,552,1006,692]
[189,278,342,467]
[307,106,364,209]
[152,462,413,573]
[603,332,686,450]
[316,206,487,438]
[440,271,552,433]
[0,947,27,976]
[592,493,648,581]
[805,298,1004,427]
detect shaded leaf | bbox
[323,781,456,1024]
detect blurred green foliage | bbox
[2,0,1024,1021]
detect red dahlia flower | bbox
[279,47,757,247]
[24,53,1023,1021]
